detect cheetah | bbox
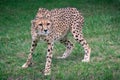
[22,7,91,75]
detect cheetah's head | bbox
[31,18,52,36]
[31,8,52,36]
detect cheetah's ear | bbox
[31,19,35,24]
[45,12,51,18]
[31,19,36,28]
[36,8,48,18]
[38,8,47,12]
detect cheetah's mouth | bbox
[37,31,50,36]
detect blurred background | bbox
[0,0,120,80]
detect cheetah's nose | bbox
[44,30,48,33]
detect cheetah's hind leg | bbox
[71,25,91,62]
[57,39,74,59]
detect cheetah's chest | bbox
[39,28,69,42]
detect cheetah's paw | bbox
[57,56,66,59]
[44,72,51,76]
[22,63,29,68]
[82,59,90,62]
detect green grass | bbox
[0,0,120,80]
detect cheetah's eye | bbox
[47,23,50,26]
[39,24,42,26]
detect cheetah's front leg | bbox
[22,39,38,68]
[44,42,54,75]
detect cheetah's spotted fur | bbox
[22,7,91,75]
